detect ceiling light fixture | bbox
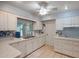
[39,7,48,15]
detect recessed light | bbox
[65,5,68,10]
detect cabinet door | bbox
[34,21,42,30]
[72,16,79,27]
[41,36,45,45]
[38,37,43,47]
[56,19,64,30]
[0,11,8,30]
[26,40,33,54]
[38,21,42,30]
[0,11,3,30]
[3,12,8,30]
[63,18,72,27]
[71,17,75,27]
[7,13,17,30]
[32,38,39,51]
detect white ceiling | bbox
[1,1,79,16]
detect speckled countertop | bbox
[0,38,24,58]
[55,36,79,41]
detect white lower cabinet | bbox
[32,38,38,51]
[11,36,45,57]
[54,38,79,58]
[41,36,45,46]
[38,37,43,47]
[26,39,33,55]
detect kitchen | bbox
[0,1,79,58]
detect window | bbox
[17,18,33,38]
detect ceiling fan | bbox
[37,1,58,15]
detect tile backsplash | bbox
[0,31,15,38]
[56,27,79,39]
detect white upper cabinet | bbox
[33,21,42,30]
[0,11,4,30]
[7,13,17,30]
[56,19,64,30]
[26,39,33,54]
[0,11,8,31]
[56,16,79,30]
[0,11,17,31]
[71,16,79,27]
[63,18,72,27]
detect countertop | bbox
[0,38,25,58]
[0,36,36,58]
[55,36,79,41]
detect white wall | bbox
[0,2,40,21]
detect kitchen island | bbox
[0,34,46,58]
